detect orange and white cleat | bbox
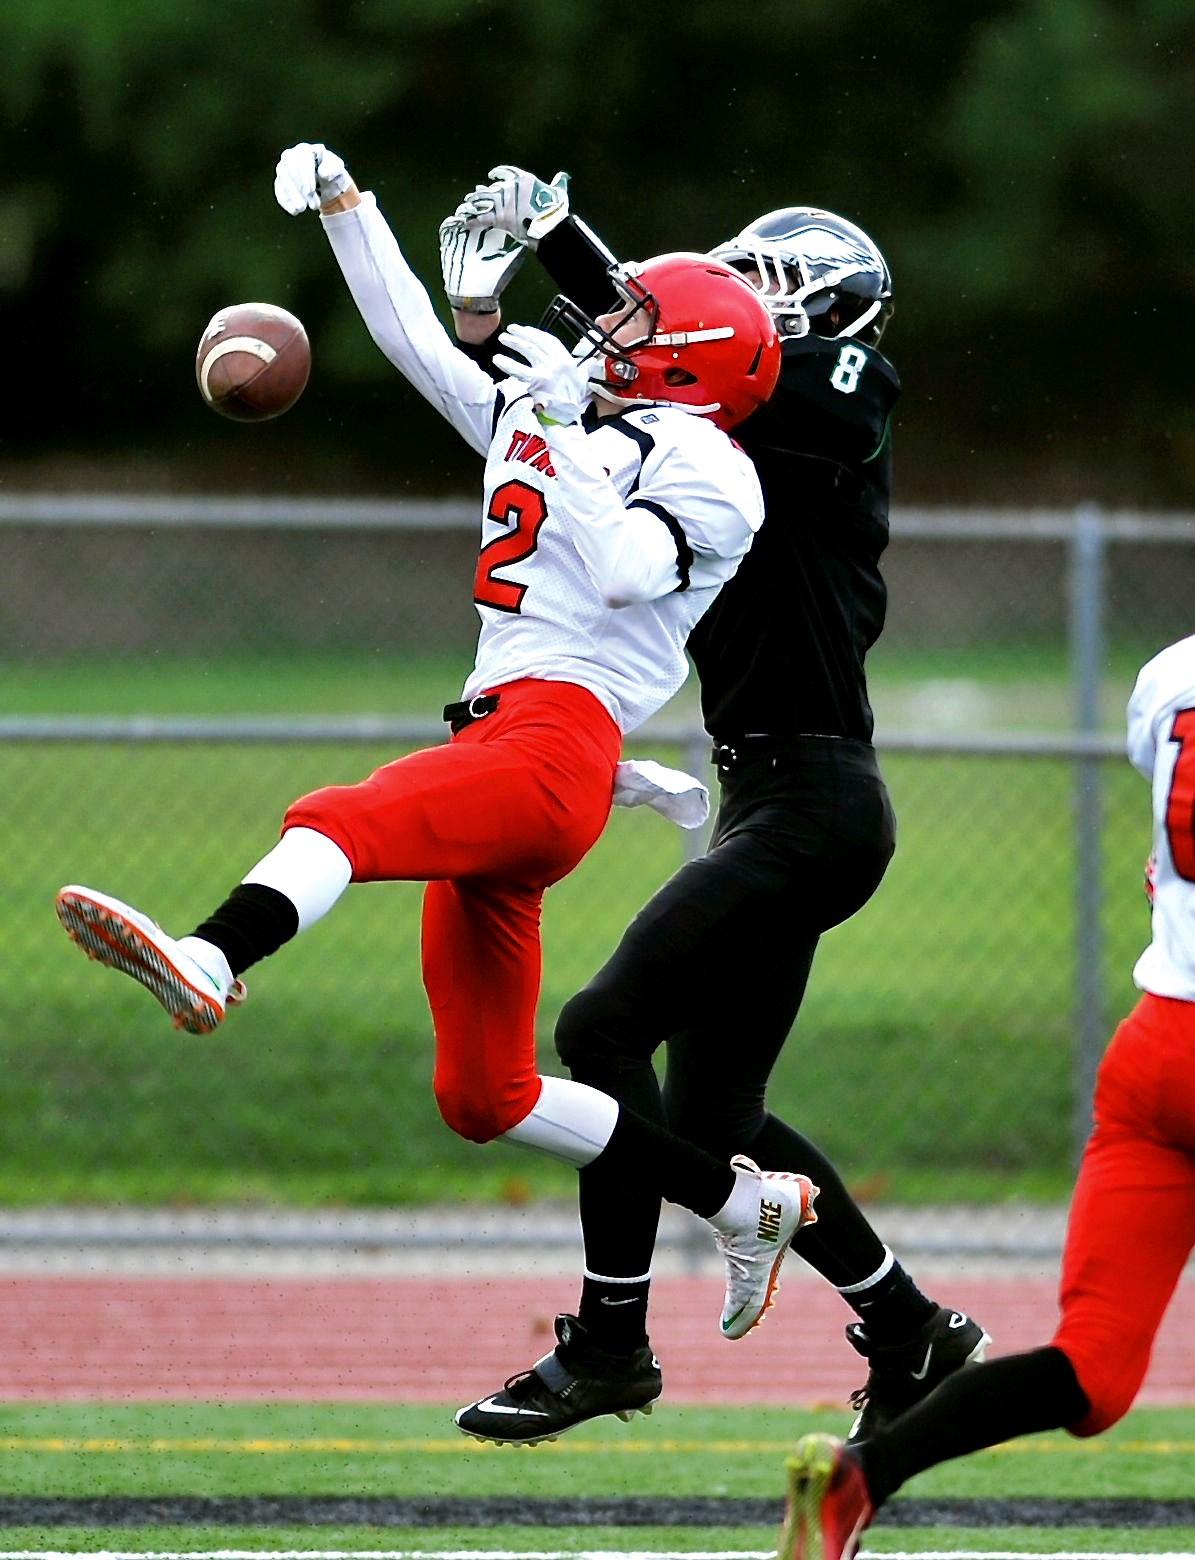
[716,1153,819,1339]
[777,1433,874,1560]
[55,885,245,1036]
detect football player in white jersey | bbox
[54,143,824,1435]
[774,633,1195,1560]
[443,166,987,1447]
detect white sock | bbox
[707,1159,759,1234]
[837,1245,895,1296]
[499,1075,619,1167]
[175,936,234,995]
[241,826,353,933]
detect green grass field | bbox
[2,1534,1188,1557]
[1,638,1155,730]
[1,643,1157,1206]
[0,1401,1191,1554]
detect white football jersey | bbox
[322,194,764,733]
[1126,633,1195,1000]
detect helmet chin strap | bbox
[587,377,721,419]
[834,298,883,339]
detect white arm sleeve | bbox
[544,423,686,606]
[320,193,497,457]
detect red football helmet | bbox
[543,252,781,431]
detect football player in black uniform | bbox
[443,172,988,1444]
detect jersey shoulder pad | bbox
[1131,635,1195,724]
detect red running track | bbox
[1,1273,1192,1403]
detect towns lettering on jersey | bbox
[505,429,556,477]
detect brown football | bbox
[195,302,310,422]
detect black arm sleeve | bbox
[457,212,618,376]
[536,215,621,315]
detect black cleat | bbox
[454,1313,662,1446]
[844,1304,991,1443]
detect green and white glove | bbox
[455,165,570,249]
[439,216,529,312]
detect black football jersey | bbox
[532,217,900,740]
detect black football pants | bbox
[555,735,897,1283]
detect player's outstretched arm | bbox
[274,143,498,456]
[439,211,527,348]
[455,165,571,247]
[274,142,360,215]
[455,164,617,319]
[440,164,568,348]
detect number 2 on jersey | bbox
[474,479,548,613]
[1166,708,1195,880]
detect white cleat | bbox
[55,885,245,1036]
[717,1153,819,1340]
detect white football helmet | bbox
[711,207,893,345]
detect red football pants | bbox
[282,679,621,1143]
[1052,991,1195,1435]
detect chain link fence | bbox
[2,498,1193,1225]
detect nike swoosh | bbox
[473,1397,551,1418]
[909,1344,934,1381]
[600,1295,641,1306]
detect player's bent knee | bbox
[1061,1350,1141,1438]
[433,1079,529,1144]
[665,1098,767,1160]
[555,987,638,1077]
[282,789,360,873]
[1067,1375,1138,1437]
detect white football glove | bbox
[274,142,352,215]
[439,216,529,312]
[455,165,570,249]
[491,323,592,426]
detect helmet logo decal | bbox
[709,205,892,346]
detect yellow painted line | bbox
[0,1436,1192,1456]
[984,1437,1195,1455]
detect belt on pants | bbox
[443,693,500,734]
[711,732,849,772]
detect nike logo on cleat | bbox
[756,1199,783,1242]
[909,1344,934,1380]
[472,1398,551,1417]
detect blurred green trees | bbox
[2,0,1191,500]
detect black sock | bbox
[860,1346,1091,1505]
[575,1124,659,1353]
[578,1272,652,1354]
[189,883,299,978]
[578,1132,662,1278]
[844,1256,938,1344]
[572,1108,738,1353]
